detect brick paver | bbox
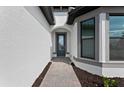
[40,58,81,87]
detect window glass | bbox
[81,18,95,59]
[110,16,124,60]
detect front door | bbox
[56,33,66,57]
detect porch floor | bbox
[40,57,81,87]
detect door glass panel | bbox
[58,35,64,51]
[57,34,66,57]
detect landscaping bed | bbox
[32,62,52,87]
[32,61,124,87]
[72,65,124,87]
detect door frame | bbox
[56,32,67,57]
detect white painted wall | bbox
[24,6,50,31]
[0,6,51,86]
[70,22,78,58]
[102,67,124,77]
[53,12,68,27]
[99,13,107,63]
[72,60,102,76]
[51,12,72,32]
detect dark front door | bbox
[56,33,66,57]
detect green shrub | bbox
[102,77,118,87]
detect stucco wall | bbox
[24,6,50,31]
[70,22,78,58]
[53,12,68,27]
[0,6,51,86]
[71,7,124,77]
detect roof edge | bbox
[66,6,100,25]
[39,6,55,25]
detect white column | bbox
[99,13,107,63]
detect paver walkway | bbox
[40,57,81,87]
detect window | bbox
[109,15,124,60]
[80,18,95,59]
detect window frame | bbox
[80,17,95,59]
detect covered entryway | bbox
[51,27,71,57]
